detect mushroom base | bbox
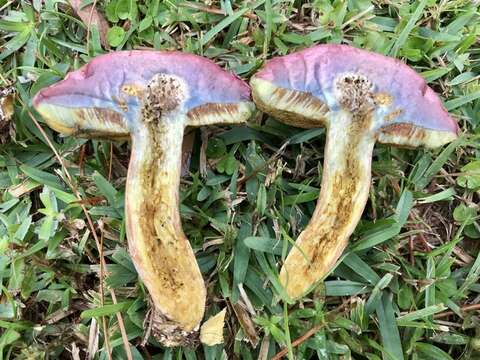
[147,308,200,347]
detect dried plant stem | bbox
[434,303,480,319]
[271,323,324,360]
[99,224,112,360]
[86,0,97,51]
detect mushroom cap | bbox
[251,44,458,148]
[33,51,253,137]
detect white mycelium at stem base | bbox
[125,74,205,346]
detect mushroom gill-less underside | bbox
[251,44,459,300]
[33,51,254,346]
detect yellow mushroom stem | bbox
[280,109,375,299]
[125,113,206,346]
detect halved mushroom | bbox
[33,51,254,346]
[250,44,459,300]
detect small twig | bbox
[271,323,324,360]
[108,143,114,181]
[78,144,86,177]
[434,303,480,319]
[99,222,112,360]
[341,5,375,29]
[272,301,355,359]
[408,236,414,265]
[86,0,98,51]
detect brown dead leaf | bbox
[8,179,41,198]
[69,0,110,48]
[0,85,15,143]
[0,86,14,122]
[232,301,259,347]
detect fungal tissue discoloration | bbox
[374,92,393,106]
[187,103,237,125]
[380,122,425,139]
[125,72,205,342]
[252,44,459,300]
[32,51,254,347]
[306,114,372,266]
[142,73,189,122]
[251,78,329,128]
[121,83,145,98]
[280,111,375,298]
[384,108,403,122]
[334,73,375,114]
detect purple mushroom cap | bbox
[33,51,253,137]
[252,44,458,143]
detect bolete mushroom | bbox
[33,51,254,346]
[250,44,459,300]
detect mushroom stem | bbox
[280,110,375,299]
[125,113,205,346]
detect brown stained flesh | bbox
[187,103,239,124]
[142,74,186,118]
[384,108,403,122]
[70,107,129,138]
[74,107,126,127]
[380,122,427,140]
[334,74,375,114]
[252,85,328,128]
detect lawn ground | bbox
[1,0,480,359]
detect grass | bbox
[1,0,480,359]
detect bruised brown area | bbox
[142,74,186,120]
[280,73,381,298]
[252,85,328,128]
[70,107,129,139]
[384,108,403,122]
[187,103,239,124]
[136,124,187,291]
[121,83,145,98]
[135,127,202,345]
[75,107,126,126]
[374,92,393,106]
[380,123,426,141]
[335,74,375,115]
[309,146,364,266]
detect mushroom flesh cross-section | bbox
[33,51,254,346]
[250,44,459,300]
